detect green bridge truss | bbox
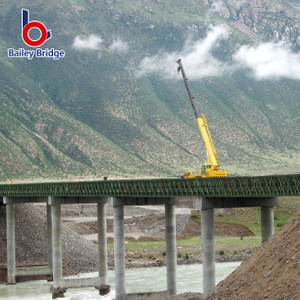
[0,174,299,198]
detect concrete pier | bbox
[110,197,179,299]
[201,208,215,298]
[113,198,126,300]
[6,201,16,285]
[47,203,53,278]
[261,206,274,243]
[47,196,110,298]
[165,203,177,295]
[4,197,53,285]
[97,202,110,295]
[197,196,278,297]
[51,203,65,298]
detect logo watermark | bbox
[22,9,51,47]
[8,9,65,60]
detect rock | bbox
[96,284,111,296]
[265,272,271,278]
[50,286,67,299]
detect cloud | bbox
[233,41,300,80]
[72,35,103,51]
[134,25,230,79]
[71,29,300,82]
[134,24,300,81]
[109,39,129,53]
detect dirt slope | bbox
[206,209,300,300]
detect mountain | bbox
[0,0,300,181]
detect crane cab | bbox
[201,163,228,178]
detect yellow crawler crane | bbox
[177,59,228,178]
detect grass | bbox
[214,207,262,235]
[209,196,300,236]
[107,236,262,261]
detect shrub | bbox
[185,253,190,259]
[190,209,200,219]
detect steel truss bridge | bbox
[0,173,299,198]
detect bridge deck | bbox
[0,174,299,197]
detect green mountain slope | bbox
[0,0,300,181]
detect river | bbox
[0,262,241,299]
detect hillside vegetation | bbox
[0,0,300,181]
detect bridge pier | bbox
[6,201,16,285]
[165,203,177,295]
[261,206,274,243]
[201,208,215,297]
[4,197,52,285]
[197,196,278,297]
[97,202,109,294]
[51,203,64,297]
[47,203,53,280]
[48,196,110,299]
[113,198,126,300]
[112,197,178,299]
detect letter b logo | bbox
[22,9,51,47]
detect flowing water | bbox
[0,261,241,299]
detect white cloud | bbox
[135,24,300,81]
[71,28,300,82]
[134,25,230,79]
[109,39,129,53]
[234,41,300,80]
[72,35,103,51]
